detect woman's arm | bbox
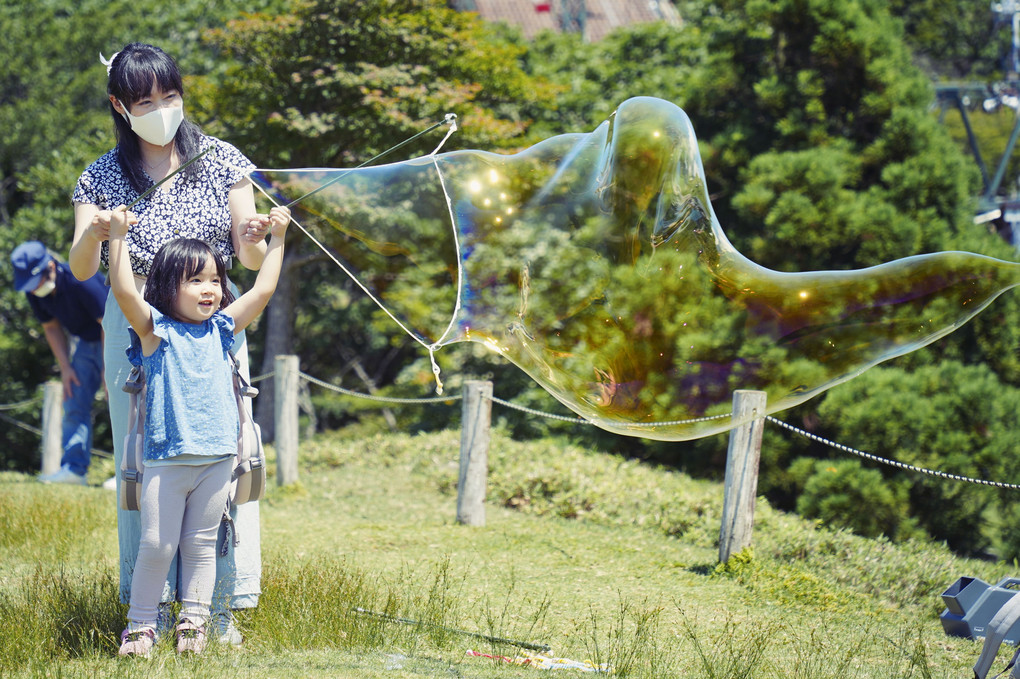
[228,177,269,271]
[224,206,290,333]
[70,202,112,280]
[108,207,159,354]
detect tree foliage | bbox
[199,0,558,166]
[790,457,918,541]
[888,0,1008,80]
[814,361,1020,554]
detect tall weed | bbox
[675,605,777,679]
[0,567,122,673]
[580,597,672,677]
[244,554,391,650]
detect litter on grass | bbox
[466,649,610,672]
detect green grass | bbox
[0,423,1015,677]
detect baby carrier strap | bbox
[228,350,266,505]
[119,366,146,511]
[220,351,267,556]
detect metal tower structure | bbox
[993,0,1020,77]
[934,2,1020,239]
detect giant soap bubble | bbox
[250,96,1020,440]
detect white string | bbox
[248,179,433,350]
[425,114,462,395]
[242,115,461,394]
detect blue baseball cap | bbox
[11,241,53,293]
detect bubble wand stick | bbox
[126,146,215,210]
[283,113,457,209]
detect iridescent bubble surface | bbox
[251,96,1020,440]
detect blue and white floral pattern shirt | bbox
[72,135,254,276]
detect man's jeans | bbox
[62,338,103,476]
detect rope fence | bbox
[0,411,44,436]
[5,356,1017,561]
[765,416,1020,491]
[289,370,1018,490]
[3,360,1014,490]
[0,396,41,411]
[0,394,113,462]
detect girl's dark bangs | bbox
[183,255,203,280]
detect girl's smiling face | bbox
[174,256,223,324]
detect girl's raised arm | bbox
[224,206,290,333]
[108,206,158,353]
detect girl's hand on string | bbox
[241,214,272,243]
[108,205,136,239]
[268,206,291,238]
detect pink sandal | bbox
[176,619,207,655]
[118,627,155,657]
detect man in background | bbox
[12,241,107,485]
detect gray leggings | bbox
[127,458,233,628]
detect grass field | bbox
[1,422,1015,677]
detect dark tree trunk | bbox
[254,249,301,441]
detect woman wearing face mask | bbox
[69,42,269,645]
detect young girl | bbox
[108,203,290,656]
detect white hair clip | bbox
[99,51,119,75]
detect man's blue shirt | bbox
[26,263,108,341]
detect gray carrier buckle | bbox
[122,469,141,483]
[233,457,264,482]
[236,458,264,474]
[122,366,144,394]
[240,384,259,398]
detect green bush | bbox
[991,503,1020,563]
[816,361,1020,555]
[790,458,918,541]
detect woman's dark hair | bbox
[144,239,235,322]
[106,43,205,194]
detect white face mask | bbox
[32,278,56,297]
[120,103,183,146]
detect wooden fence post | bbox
[457,380,492,527]
[719,389,767,563]
[274,354,299,487]
[40,381,63,475]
